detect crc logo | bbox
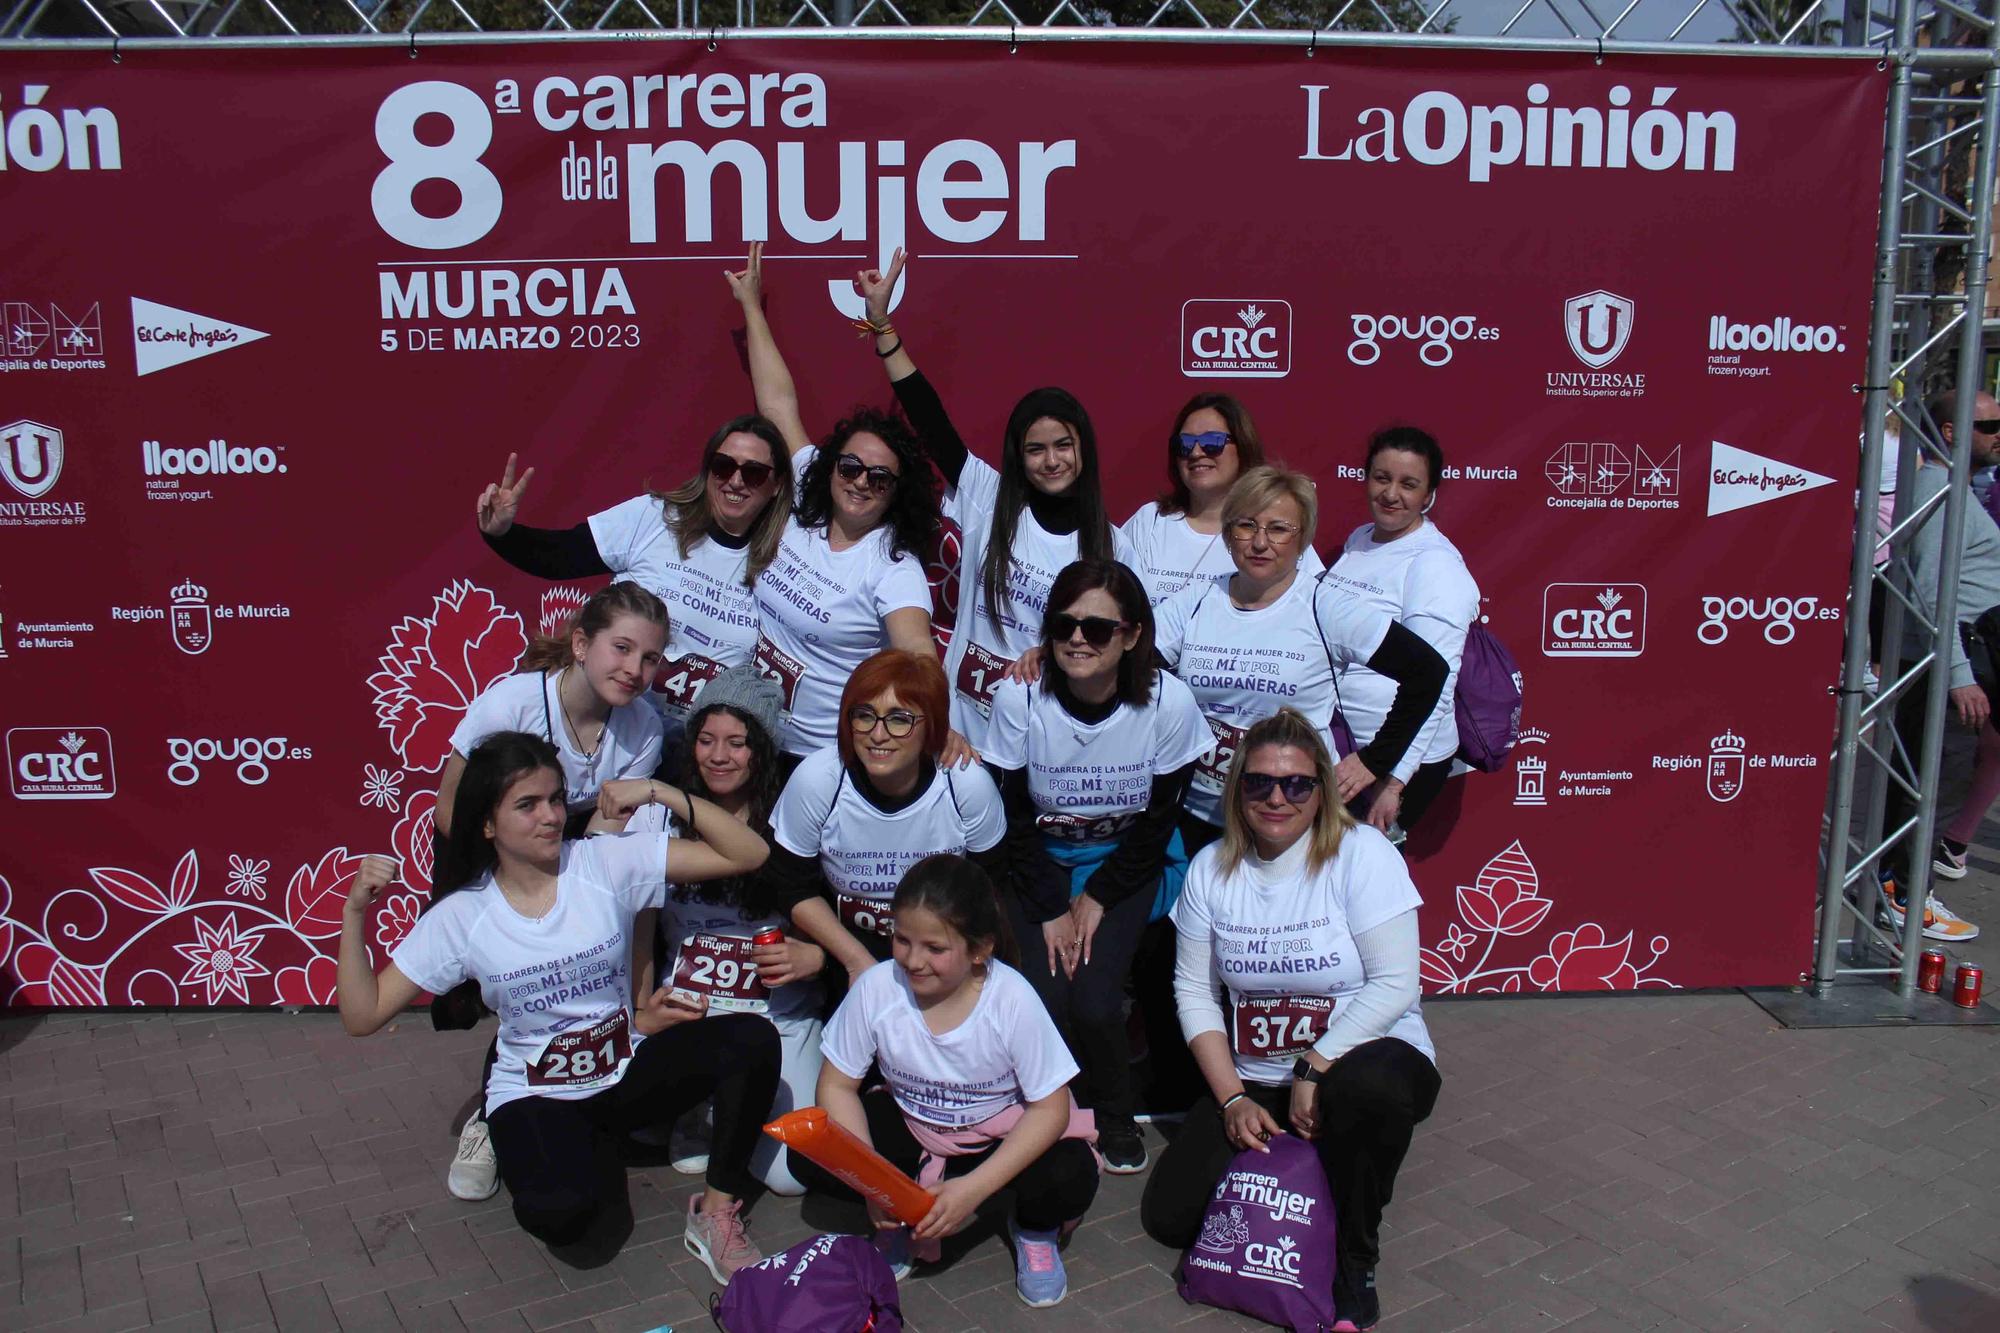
[1697,594,1839,645]
[1182,299,1291,379]
[0,419,63,499]
[1563,290,1635,368]
[7,727,115,800]
[1543,583,1647,657]
[1240,1235,1305,1288]
[1347,313,1498,367]
[166,736,310,786]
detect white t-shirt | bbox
[1324,522,1480,778]
[1173,829,1433,1087]
[449,670,665,816]
[1120,500,1323,606]
[588,495,762,718]
[1154,573,1386,826]
[984,672,1213,844]
[752,450,934,756]
[772,747,1006,925]
[391,829,671,1113]
[821,959,1077,1128]
[941,457,1133,747]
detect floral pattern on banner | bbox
[0,580,522,1007]
[1419,840,1677,994]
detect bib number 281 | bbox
[527,1012,632,1089]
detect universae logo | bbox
[1182,299,1292,379]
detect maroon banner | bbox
[0,39,1885,1004]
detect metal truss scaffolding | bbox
[6,0,2000,1018]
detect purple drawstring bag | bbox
[712,1232,901,1333]
[1177,1134,1336,1333]
[1452,621,1524,772]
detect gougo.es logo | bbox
[1696,594,1839,645]
[167,736,312,786]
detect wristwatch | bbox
[1292,1056,1327,1084]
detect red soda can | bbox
[1953,963,1984,1009]
[752,927,784,948]
[1918,949,1949,994]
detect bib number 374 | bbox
[1231,994,1335,1059]
[527,1012,633,1089]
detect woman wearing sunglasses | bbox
[1153,467,1450,850]
[984,559,1213,1175]
[725,245,946,761]
[474,417,794,724]
[1118,394,1322,606]
[763,650,1009,986]
[1321,428,1482,836]
[1141,708,1439,1333]
[851,249,1128,751]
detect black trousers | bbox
[1139,1038,1440,1285]
[1397,758,1456,831]
[486,1013,779,1245]
[791,1088,1099,1231]
[1005,885,1153,1121]
[1885,647,1999,882]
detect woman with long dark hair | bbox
[474,416,793,722]
[725,244,945,760]
[340,731,780,1276]
[983,559,1212,1176]
[851,249,1127,749]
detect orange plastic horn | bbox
[763,1107,934,1225]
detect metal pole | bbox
[1817,4,1918,993]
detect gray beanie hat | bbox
[688,666,786,745]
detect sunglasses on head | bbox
[835,452,901,494]
[1240,771,1322,803]
[707,453,776,489]
[1174,431,1232,459]
[1047,613,1132,647]
[848,705,923,738]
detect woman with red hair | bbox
[765,650,1009,984]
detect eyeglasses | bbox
[1240,772,1322,803]
[1226,518,1303,546]
[835,453,900,494]
[707,453,776,489]
[1975,418,2000,434]
[848,705,923,738]
[1174,431,1232,459]
[1046,613,1133,647]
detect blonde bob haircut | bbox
[1221,464,1319,548]
[1217,707,1354,877]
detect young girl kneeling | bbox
[799,854,1099,1309]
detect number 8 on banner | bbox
[373,82,503,250]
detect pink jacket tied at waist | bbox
[898,1095,1099,1262]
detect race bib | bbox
[668,932,769,1013]
[651,653,724,712]
[1230,994,1335,1059]
[1195,714,1246,794]
[752,634,805,711]
[1035,809,1139,842]
[526,1011,633,1090]
[953,639,1014,716]
[835,891,894,937]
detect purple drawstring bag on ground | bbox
[1177,1134,1336,1333]
[712,1232,901,1333]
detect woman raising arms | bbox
[724,243,945,761]
[340,732,779,1277]
[853,249,1128,748]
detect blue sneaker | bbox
[1009,1219,1068,1308]
[874,1225,913,1280]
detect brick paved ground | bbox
[5,743,2000,1333]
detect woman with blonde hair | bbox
[1140,708,1440,1333]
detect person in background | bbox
[1141,709,1439,1333]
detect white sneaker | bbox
[670,1112,711,1175]
[1879,882,1983,942]
[448,1115,499,1201]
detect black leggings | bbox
[486,1013,779,1245]
[1397,758,1456,830]
[1006,885,1154,1121]
[791,1088,1099,1232]
[1140,1038,1440,1286]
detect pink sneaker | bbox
[684,1194,763,1284]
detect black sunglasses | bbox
[1240,771,1322,803]
[835,452,900,494]
[707,453,776,488]
[1047,613,1132,647]
[1174,431,1232,459]
[1975,418,2000,433]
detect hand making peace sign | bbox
[476,452,536,536]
